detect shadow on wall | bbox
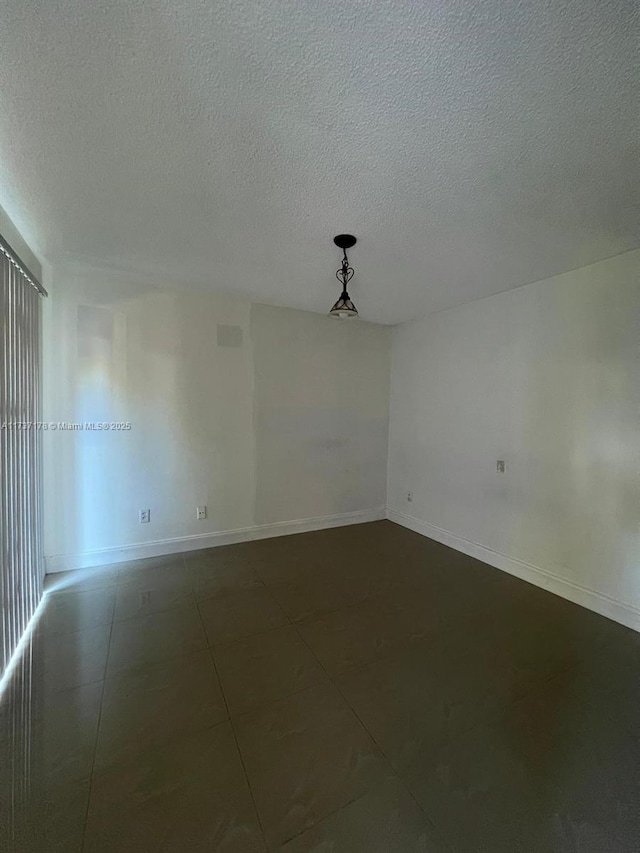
[72,294,183,554]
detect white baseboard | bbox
[44,507,386,574]
[387,508,640,633]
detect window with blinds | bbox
[0,240,45,679]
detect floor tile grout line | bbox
[215,561,298,850]
[253,560,497,636]
[33,617,114,640]
[192,579,268,607]
[270,788,386,851]
[194,597,270,853]
[202,577,352,721]
[210,619,304,657]
[252,560,406,627]
[210,563,328,721]
[284,619,459,851]
[112,555,424,634]
[304,621,464,850]
[226,672,332,722]
[287,613,459,686]
[196,568,293,648]
[206,558,412,849]
[289,616,474,853]
[194,600,233,722]
[79,612,115,853]
[111,586,198,626]
[113,554,188,585]
[50,561,597,726]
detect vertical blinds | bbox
[0,244,44,678]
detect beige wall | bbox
[388,250,640,629]
[43,265,390,570]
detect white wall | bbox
[251,304,390,525]
[388,250,640,630]
[44,250,639,631]
[43,265,390,570]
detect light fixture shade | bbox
[329,293,358,318]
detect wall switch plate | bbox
[196,506,207,520]
[496,460,505,473]
[407,491,413,502]
[139,509,150,523]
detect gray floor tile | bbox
[491,613,603,698]
[0,777,90,853]
[107,603,207,675]
[35,587,116,636]
[406,670,640,853]
[0,675,99,847]
[95,649,227,770]
[114,578,194,621]
[214,625,327,715]
[267,567,354,622]
[84,722,265,852]
[0,681,103,789]
[44,565,121,594]
[192,562,265,603]
[274,777,450,852]
[117,556,191,590]
[573,640,640,739]
[186,543,258,570]
[198,587,289,645]
[296,597,417,676]
[406,719,556,852]
[234,682,394,847]
[336,635,509,776]
[19,522,640,853]
[15,624,111,694]
[251,548,323,585]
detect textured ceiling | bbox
[1,0,638,324]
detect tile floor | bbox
[0,520,638,851]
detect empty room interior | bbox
[1,2,639,851]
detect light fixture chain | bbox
[337,249,354,290]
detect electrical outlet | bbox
[139,509,150,523]
[196,506,207,520]
[496,460,505,473]
[407,491,413,503]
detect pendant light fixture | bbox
[329,234,358,319]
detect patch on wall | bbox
[217,324,243,348]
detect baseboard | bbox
[386,508,640,633]
[44,507,386,574]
